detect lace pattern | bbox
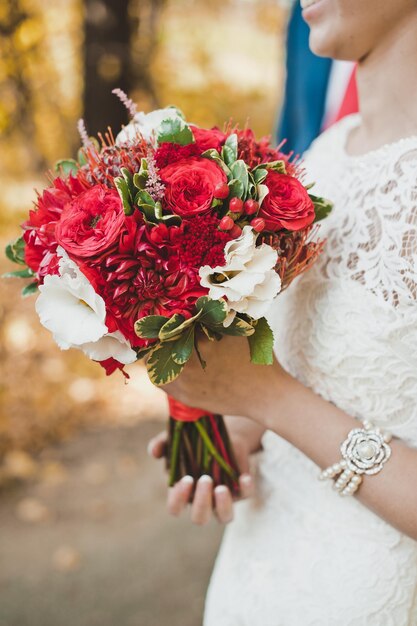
[204,116,417,626]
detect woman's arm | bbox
[166,336,417,540]
[263,369,417,541]
[223,414,265,455]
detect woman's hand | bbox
[147,427,257,525]
[164,335,288,425]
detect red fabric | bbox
[334,65,359,123]
[168,396,213,423]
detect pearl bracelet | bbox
[319,420,392,496]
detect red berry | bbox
[243,199,259,215]
[229,197,244,213]
[219,215,234,231]
[251,217,265,232]
[213,182,229,200]
[230,224,242,238]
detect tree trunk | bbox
[83,0,135,136]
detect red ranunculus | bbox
[23,175,90,279]
[191,126,226,152]
[160,157,227,218]
[56,184,125,257]
[259,171,315,231]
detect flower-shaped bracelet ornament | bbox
[319,420,392,496]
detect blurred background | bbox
[0,1,288,624]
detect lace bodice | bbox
[270,114,417,445]
[204,116,417,626]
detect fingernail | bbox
[240,474,252,486]
[199,474,213,484]
[214,485,228,495]
[181,475,194,485]
[147,441,155,457]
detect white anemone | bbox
[199,226,282,325]
[36,249,137,365]
[36,249,108,349]
[116,107,183,145]
[79,331,137,364]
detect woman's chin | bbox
[308,29,360,61]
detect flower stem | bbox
[169,420,184,486]
[194,420,238,480]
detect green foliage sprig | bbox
[134,295,274,386]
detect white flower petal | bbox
[79,331,137,364]
[36,251,108,350]
[115,108,182,145]
[199,226,280,323]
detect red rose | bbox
[23,175,89,279]
[56,185,125,257]
[259,171,315,231]
[191,126,226,152]
[160,157,227,218]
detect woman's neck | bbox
[347,12,417,155]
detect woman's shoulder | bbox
[303,114,359,167]
[303,114,417,197]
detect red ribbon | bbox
[168,396,214,422]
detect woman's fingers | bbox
[147,431,167,459]
[214,486,234,524]
[167,475,194,516]
[190,475,214,525]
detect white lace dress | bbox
[204,115,417,626]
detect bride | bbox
[149,0,417,623]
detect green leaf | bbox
[253,167,268,184]
[5,236,26,265]
[195,297,228,327]
[114,177,133,215]
[160,214,182,226]
[231,160,249,196]
[310,194,333,222]
[135,345,154,360]
[55,159,79,176]
[133,160,148,190]
[220,317,255,337]
[121,167,134,191]
[248,317,274,365]
[157,118,194,146]
[138,203,158,224]
[135,315,169,339]
[21,281,39,297]
[228,179,244,198]
[146,342,185,386]
[200,324,218,341]
[3,268,34,279]
[136,189,156,207]
[158,313,185,340]
[201,149,231,176]
[222,144,236,167]
[171,326,195,365]
[257,183,270,207]
[263,160,287,173]
[159,311,201,341]
[224,133,238,160]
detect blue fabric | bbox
[276,2,332,155]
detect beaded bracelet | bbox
[319,420,392,496]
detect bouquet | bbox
[5,91,332,494]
